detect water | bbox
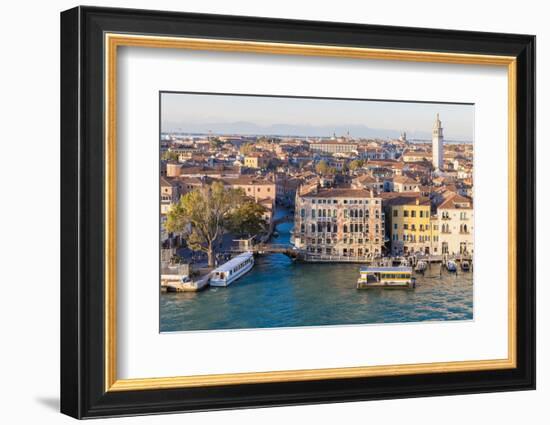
[160,214,473,332]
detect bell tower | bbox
[432,113,444,171]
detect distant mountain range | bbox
[162,121,439,140]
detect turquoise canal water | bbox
[160,218,473,332]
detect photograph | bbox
[159,92,475,332]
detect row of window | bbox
[306,237,381,245]
[229,257,253,276]
[301,223,381,234]
[310,199,380,205]
[441,223,470,233]
[391,234,439,242]
[392,209,430,218]
[394,223,434,231]
[305,247,381,256]
[300,208,381,219]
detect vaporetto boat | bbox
[210,252,255,287]
[357,266,416,289]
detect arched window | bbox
[311,223,316,232]
[344,225,348,233]
[359,209,363,218]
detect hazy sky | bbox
[161,92,474,141]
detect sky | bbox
[161,92,474,141]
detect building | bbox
[391,175,421,193]
[384,195,438,255]
[437,192,474,255]
[432,113,444,171]
[160,176,182,214]
[244,153,268,169]
[351,174,384,193]
[294,187,385,258]
[309,141,358,154]
[402,150,431,163]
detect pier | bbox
[161,265,212,292]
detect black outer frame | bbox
[60,6,535,419]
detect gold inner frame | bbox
[104,33,517,392]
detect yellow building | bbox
[244,154,268,169]
[384,195,438,255]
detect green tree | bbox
[315,160,330,175]
[349,159,364,171]
[161,150,179,161]
[209,137,223,149]
[165,182,243,267]
[227,201,267,237]
[239,143,255,155]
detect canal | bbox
[160,210,473,332]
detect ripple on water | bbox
[160,254,473,332]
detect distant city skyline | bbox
[161,92,474,141]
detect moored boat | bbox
[357,266,416,289]
[415,260,427,273]
[461,261,470,271]
[210,252,254,287]
[446,260,457,272]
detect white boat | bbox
[210,252,255,287]
[415,260,427,273]
[357,266,416,289]
[446,260,457,272]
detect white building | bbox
[432,113,444,171]
[437,192,474,255]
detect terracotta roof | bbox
[383,194,430,207]
[438,192,473,210]
[302,188,378,199]
[393,175,418,184]
[160,176,177,187]
[353,175,377,184]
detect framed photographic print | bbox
[60,6,536,419]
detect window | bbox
[404,210,409,217]
[300,208,305,218]
[403,224,409,230]
[411,210,416,218]
[393,210,398,217]
[394,223,398,229]
[311,224,316,232]
[312,209,316,218]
